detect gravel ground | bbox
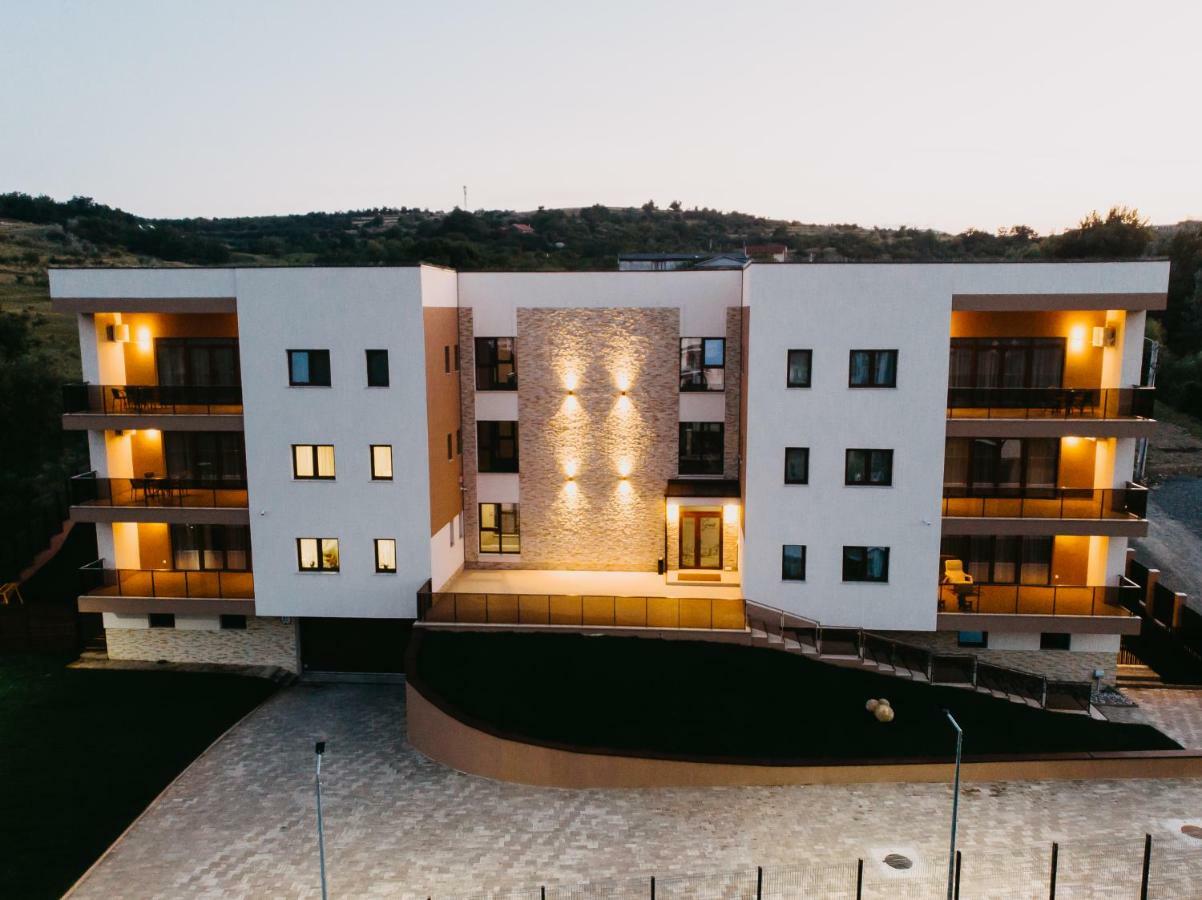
[1132,477,1202,613]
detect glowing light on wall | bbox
[723,503,739,525]
[615,372,631,393]
[1068,325,1086,353]
[144,429,161,439]
[1064,436,1081,448]
[617,479,632,497]
[564,460,578,479]
[136,326,152,352]
[666,501,680,524]
[564,372,579,392]
[617,457,633,478]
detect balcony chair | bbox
[941,559,975,611]
[0,582,25,606]
[110,387,129,412]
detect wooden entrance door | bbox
[680,510,722,569]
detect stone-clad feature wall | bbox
[724,307,742,479]
[106,617,298,672]
[515,307,679,571]
[458,308,482,565]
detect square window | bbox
[782,545,806,581]
[784,447,809,484]
[288,349,331,386]
[374,538,397,573]
[845,449,893,486]
[220,614,247,630]
[366,349,389,387]
[477,421,519,473]
[370,445,393,480]
[842,546,890,582]
[293,444,336,479]
[958,631,988,648]
[679,422,724,475]
[680,338,725,391]
[148,613,175,629]
[475,338,517,390]
[297,537,340,572]
[786,349,812,388]
[849,349,898,388]
[1040,632,1071,650]
[479,502,520,554]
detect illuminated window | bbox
[370,444,393,480]
[297,537,340,572]
[479,503,520,554]
[374,538,397,573]
[288,349,331,386]
[293,444,335,479]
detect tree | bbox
[1047,206,1153,259]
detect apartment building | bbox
[50,260,1167,680]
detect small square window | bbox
[374,538,397,573]
[786,349,812,388]
[958,631,988,648]
[1040,632,1071,650]
[293,444,336,480]
[148,613,175,629]
[220,614,247,630]
[288,349,331,386]
[298,537,340,572]
[842,546,890,582]
[782,545,806,581]
[370,445,393,480]
[849,349,898,388]
[475,338,517,390]
[845,449,893,486]
[784,447,809,484]
[680,338,725,391]
[366,349,389,387]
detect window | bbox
[365,349,389,387]
[164,432,246,481]
[374,538,397,573]
[786,349,812,388]
[148,613,175,629]
[170,524,251,571]
[958,631,988,648]
[782,545,806,581]
[446,433,453,461]
[845,449,893,486]
[849,349,897,387]
[679,422,724,475]
[370,445,393,480]
[475,338,517,390]
[1041,632,1071,650]
[842,546,890,582]
[293,444,336,480]
[477,421,519,472]
[940,535,1053,585]
[288,349,331,386]
[156,338,240,387]
[680,338,725,391]
[220,614,247,630]
[948,338,1065,389]
[784,447,809,484]
[943,438,1058,496]
[297,538,340,572]
[444,346,451,374]
[480,503,520,553]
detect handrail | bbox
[946,385,1154,420]
[69,471,249,509]
[941,483,1148,519]
[938,577,1139,616]
[62,382,243,415]
[79,560,254,599]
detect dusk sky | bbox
[4,0,1199,232]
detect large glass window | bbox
[782,545,806,581]
[164,432,246,481]
[842,546,890,582]
[475,338,517,390]
[680,338,725,391]
[374,538,397,573]
[365,349,389,387]
[156,338,240,386]
[786,349,812,388]
[849,350,898,387]
[943,438,1059,495]
[784,447,809,484]
[940,535,1053,584]
[293,444,336,480]
[479,503,520,554]
[370,445,393,480]
[679,422,724,475]
[297,537,340,572]
[477,421,519,472]
[288,349,331,386]
[845,449,893,486]
[170,524,251,571]
[947,338,1065,389]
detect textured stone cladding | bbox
[458,308,482,565]
[515,307,680,571]
[724,307,742,478]
[886,630,1118,685]
[106,617,298,672]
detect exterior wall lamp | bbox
[105,323,130,343]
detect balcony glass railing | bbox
[946,386,1154,420]
[937,578,1138,616]
[62,383,243,415]
[941,484,1148,519]
[80,561,254,599]
[69,472,249,509]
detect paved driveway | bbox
[68,684,1202,899]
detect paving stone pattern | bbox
[70,684,1202,899]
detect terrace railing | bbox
[79,560,254,599]
[946,385,1154,420]
[938,578,1139,617]
[69,471,249,509]
[62,383,243,415]
[941,483,1148,519]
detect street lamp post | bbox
[315,741,328,900]
[943,710,963,900]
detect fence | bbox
[946,385,1155,419]
[936,579,1139,617]
[79,561,255,600]
[69,471,249,509]
[61,382,243,415]
[1122,553,1202,681]
[428,835,1202,900]
[940,483,1148,519]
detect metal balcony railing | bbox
[941,483,1148,519]
[79,560,254,599]
[69,472,249,509]
[946,386,1154,420]
[937,577,1139,617]
[62,383,243,415]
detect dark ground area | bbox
[0,655,277,898]
[1132,477,1202,612]
[413,631,1180,763]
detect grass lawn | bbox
[413,631,1179,762]
[0,655,277,898]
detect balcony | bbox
[936,578,1141,634]
[68,472,249,525]
[77,560,254,615]
[946,386,1155,438]
[941,483,1148,537]
[62,383,243,431]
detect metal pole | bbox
[316,741,328,900]
[855,859,863,900]
[943,710,963,900]
[954,849,962,900]
[1140,833,1151,900]
[1049,841,1058,899]
[756,866,762,900]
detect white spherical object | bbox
[878,697,891,708]
[865,698,880,712]
[874,704,895,723]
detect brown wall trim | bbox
[946,419,1156,439]
[51,297,237,314]
[69,506,250,526]
[941,517,1148,538]
[936,612,1141,635]
[62,413,244,432]
[77,596,256,616]
[952,293,1166,312]
[406,682,1198,788]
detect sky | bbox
[3,0,1200,233]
